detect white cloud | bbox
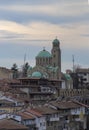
[0,19,89,49]
[0,0,89,71]
[0,21,31,34]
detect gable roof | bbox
[49,100,81,109]
[0,119,28,130]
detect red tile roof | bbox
[30,106,58,115]
[19,112,35,120]
[0,119,28,130]
[49,100,81,109]
[26,109,42,117]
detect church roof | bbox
[36,49,52,58]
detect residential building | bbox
[70,68,89,89]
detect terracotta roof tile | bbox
[0,119,28,130]
[49,101,81,109]
[32,106,58,115]
[19,112,35,120]
[26,109,42,117]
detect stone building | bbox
[0,67,12,79]
[27,38,61,80]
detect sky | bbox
[0,0,89,72]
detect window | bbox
[54,125,57,130]
[40,123,42,126]
[84,73,86,76]
[43,122,45,126]
[54,54,55,58]
[50,122,53,126]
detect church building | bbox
[27,38,61,80]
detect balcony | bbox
[50,117,60,121]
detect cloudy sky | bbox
[0,0,89,72]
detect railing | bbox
[10,84,40,88]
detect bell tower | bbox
[51,38,61,79]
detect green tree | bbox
[11,63,18,79]
[22,62,29,77]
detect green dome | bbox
[53,38,60,45]
[36,49,52,58]
[64,74,71,80]
[32,71,42,78]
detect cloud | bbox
[0,20,61,42]
[0,21,30,34]
[0,20,89,50]
[81,34,89,37]
[0,0,89,72]
[0,0,88,27]
[0,1,88,17]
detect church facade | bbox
[27,38,61,80]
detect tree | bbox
[11,63,18,79]
[22,62,29,77]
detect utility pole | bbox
[72,55,75,72]
[24,53,26,65]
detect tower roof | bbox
[36,49,52,58]
[52,38,60,45]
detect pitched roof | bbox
[26,109,42,117]
[0,119,28,130]
[32,106,58,115]
[19,112,35,120]
[49,101,81,109]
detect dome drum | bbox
[36,49,52,67]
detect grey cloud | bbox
[0,9,89,26]
[80,34,89,37]
[0,30,25,39]
[0,0,60,5]
[0,0,88,26]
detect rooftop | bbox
[0,119,28,130]
[49,100,81,109]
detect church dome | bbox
[52,38,60,45]
[32,71,42,78]
[36,49,52,58]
